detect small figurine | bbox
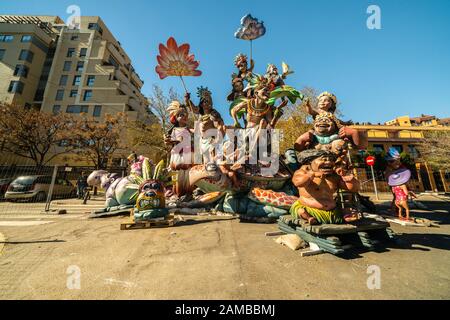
[165,101,193,171]
[231,76,276,129]
[234,53,254,83]
[131,160,170,221]
[185,87,226,163]
[264,62,293,91]
[227,73,246,102]
[290,150,360,225]
[164,101,194,196]
[385,148,417,220]
[294,112,356,154]
[303,92,367,150]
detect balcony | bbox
[119,82,134,98]
[131,71,143,88]
[107,42,127,67]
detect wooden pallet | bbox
[120,215,175,230]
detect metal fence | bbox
[0,156,126,214]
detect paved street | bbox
[0,194,449,300]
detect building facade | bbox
[351,115,450,192]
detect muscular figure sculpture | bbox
[290,150,360,225]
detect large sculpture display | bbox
[86,13,397,254]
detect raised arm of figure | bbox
[184,92,200,114]
[304,98,319,118]
[231,100,247,128]
[339,174,360,193]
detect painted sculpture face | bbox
[318,96,334,113]
[233,78,244,92]
[176,108,188,127]
[314,116,337,136]
[200,95,213,113]
[236,59,248,73]
[266,64,278,76]
[310,154,336,175]
[256,86,270,100]
[135,180,165,211]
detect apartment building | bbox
[0,15,151,121]
[0,15,155,166]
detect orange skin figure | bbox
[292,154,359,224]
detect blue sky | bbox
[2,0,449,124]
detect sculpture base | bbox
[278,215,396,255]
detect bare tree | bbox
[148,84,180,135]
[0,103,74,167]
[70,113,126,169]
[417,131,450,170]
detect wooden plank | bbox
[386,218,426,227]
[120,215,175,230]
[265,231,286,237]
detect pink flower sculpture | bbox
[155,37,202,79]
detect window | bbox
[18,50,34,63]
[63,61,72,71]
[21,35,32,42]
[86,76,95,86]
[83,90,92,101]
[13,64,29,78]
[88,23,103,34]
[73,75,81,86]
[108,56,119,69]
[67,48,75,57]
[8,81,24,94]
[70,90,78,98]
[0,49,5,60]
[93,105,102,117]
[80,48,87,57]
[55,90,64,101]
[52,105,61,114]
[59,75,68,86]
[0,35,14,42]
[76,61,84,72]
[372,144,385,154]
[66,105,89,114]
[70,35,79,41]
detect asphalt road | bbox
[0,195,449,300]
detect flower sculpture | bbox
[155,37,202,80]
[234,14,266,41]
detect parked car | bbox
[0,178,13,200]
[5,175,77,202]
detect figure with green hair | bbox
[290,149,360,225]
